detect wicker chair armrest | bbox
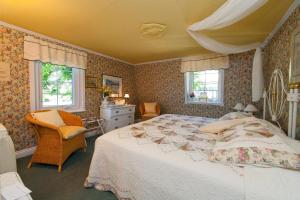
[58,110,83,127]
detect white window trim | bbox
[184,70,224,106]
[29,61,86,113]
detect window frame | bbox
[184,69,224,106]
[29,61,86,112]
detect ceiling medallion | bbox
[140,23,167,38]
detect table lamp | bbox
[233,103,244,112]
[244,104,258,115]
[124,93,130,105]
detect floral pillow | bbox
[219,112,251,121]
[209,147,300,170]
[209,118,300,170]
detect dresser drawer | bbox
[105,118,133,132]
[110,107,135,117]
[110,114,132,122]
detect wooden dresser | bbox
[100,105,135,133]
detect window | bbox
[185,70,224,105]
[30,61,85,112]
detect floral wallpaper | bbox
[134,51,263,119]
[263,6,300,132]
[0,25,136,151]
[0,26,34,150]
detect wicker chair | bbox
[139,102,161,121]
[25,110,87,172]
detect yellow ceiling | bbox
[0,0,294,63]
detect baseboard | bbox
[16,131,99,159]
[16,146,36,159]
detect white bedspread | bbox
[86,114,300,200]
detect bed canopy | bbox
[187,0,267,102]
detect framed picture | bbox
[86,76,97,88]
[290,25,300,84]
[102,75,122,97]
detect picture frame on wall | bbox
[86,76,97,88]
[290,25,300,84]
[102,74,122,97]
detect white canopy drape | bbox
[24,36,87,69]
[181,54,229,73]
[187,0,267,102]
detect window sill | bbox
[40,107,86,113]
[67,109,86,113]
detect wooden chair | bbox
[139,102,161,121]
[25,110,87,172]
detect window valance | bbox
[181,54,229,73]
[24,36,87,69]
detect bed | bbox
[85,114,300,200]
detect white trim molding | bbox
[134,57,182,66]
[16,146,36,159]
[0,20,132,65]
[29,61,86,112]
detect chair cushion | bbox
[144,102,157,113]
[31,110,65,127]
[142,113,159,117]
[58,126,86,139]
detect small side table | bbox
[82,117,105,135]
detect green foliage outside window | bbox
[41,63,73,105]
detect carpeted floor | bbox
[17,136,117,200]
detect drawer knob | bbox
[115,111,119,113]
[115,126,118,129]
[128,115,131,118]
[115,118,118,121]
[129,109,132,111]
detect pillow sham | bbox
[209,147,300,170]
[199,117,257,134]
[209,119,300,170]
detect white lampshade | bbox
[233,103,244,111]
[244,104,258,113]
[124,93,130,98]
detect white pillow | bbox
[144,102,157,113]
[31,110,65,127]
[199,118,246,134]
[219,112,251,120]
